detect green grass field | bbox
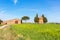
[10,24,60,40]
[0,23,60,40]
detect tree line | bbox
[34,14,47,23]
[21,14,48,23]
[0,14,48,24]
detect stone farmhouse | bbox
[1,16,44,25]
[1,19,21,25]
[39,16,44,24]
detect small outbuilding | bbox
[39,16,44,24]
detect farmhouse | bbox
[39,16,44,24]
[1,19,21,25]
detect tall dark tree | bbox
[21,16,30,23]
[0,19,3,24]
[42,14,48,23]
[34,13,39,23]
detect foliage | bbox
[42,14,48,23]
[21,16,30,23]
[0,19,3,24]
[22,16,30,20]
[34,14,39,23]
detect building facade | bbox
[1,19,21,25]
[39,16,44,24]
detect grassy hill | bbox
[0,24,60,40]
[10,24,60,40]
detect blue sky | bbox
[0,0,60,23]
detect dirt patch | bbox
[0,25,31,40]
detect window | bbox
[15,20,18,24]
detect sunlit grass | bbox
[0,23,60,40]
[11,23,60,40]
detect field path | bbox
[0,25,10,29]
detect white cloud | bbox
[0,10,7,20]
[0,10,13,21]
[0,10,6,17]
[14,0,18,5]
